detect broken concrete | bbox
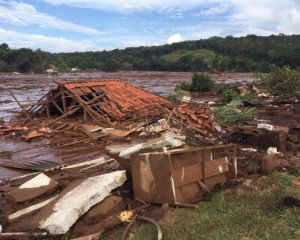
[39,170,126,235]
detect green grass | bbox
[162,49,217,64]
[104,171,300,240]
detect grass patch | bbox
[211,100,256,125]
[104,171,300,240]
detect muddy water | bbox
[0,71,257,179]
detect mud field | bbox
[0,71,257,179]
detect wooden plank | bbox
[206,157,229,178]
[172,163,203,187]
[9,195,58,221]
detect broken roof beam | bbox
[44,106,81,127]
[67,89,111,124]
[8,90,34,124]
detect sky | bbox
[0,0,299,52]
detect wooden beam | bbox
[68,90,110,124]
[44,106,81,127]
[52,100,64,115]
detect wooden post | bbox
[62,92,67,113]
[46,95,50,119]
[8,90,34,123]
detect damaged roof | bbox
[63,80,172,121]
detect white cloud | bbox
[196,3,230,16]
[120,3,152,12]
[0,1,100,34]
[41,0,300,34]
[42,0,212,11]
[167,33,182,44]
[0,28,101,52]
[231,0,300,35]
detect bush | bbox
[261,65,300,95]
[165,90,184,102]
[177,73,215,92]
[191,73,215,91]
[176,82,191,91]
[221,89,255,103]
[221,89,240,102]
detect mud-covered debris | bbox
[83,195,126,224]
[9,173,58,202]
[118,132,184,159]
[8,195,58,222]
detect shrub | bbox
[165,90,184,102]
[190,73,215,91]
[261,65,300,95]
[221,89,240,102]
[176,82,191,91]
[221,89,255,103]
[177,73,215,92]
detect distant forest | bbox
[0,34,300,73]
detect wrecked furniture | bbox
[131,144,237,205]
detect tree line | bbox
[0,34,300,73]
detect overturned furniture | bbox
[131,144,237,205]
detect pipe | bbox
[120,215,162,240]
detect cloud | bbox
[120,3,151,12]
[167,33,182,44]
[0,1,100,34]
[0,28,101,52]
[41,0,211,11]
[195,3,230,16]
[231,0,300,35]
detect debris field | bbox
[0,78,299,239]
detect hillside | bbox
[0,34,300,73]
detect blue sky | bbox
[0,0,299,52]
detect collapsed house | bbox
[0,79,238,239]
[6,79,217,139]
[32,80,173,125]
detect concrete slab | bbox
[39,170,126,235]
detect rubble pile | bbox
[0,79,299,239]
[172,103,217,136]
[222,90,300,175]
